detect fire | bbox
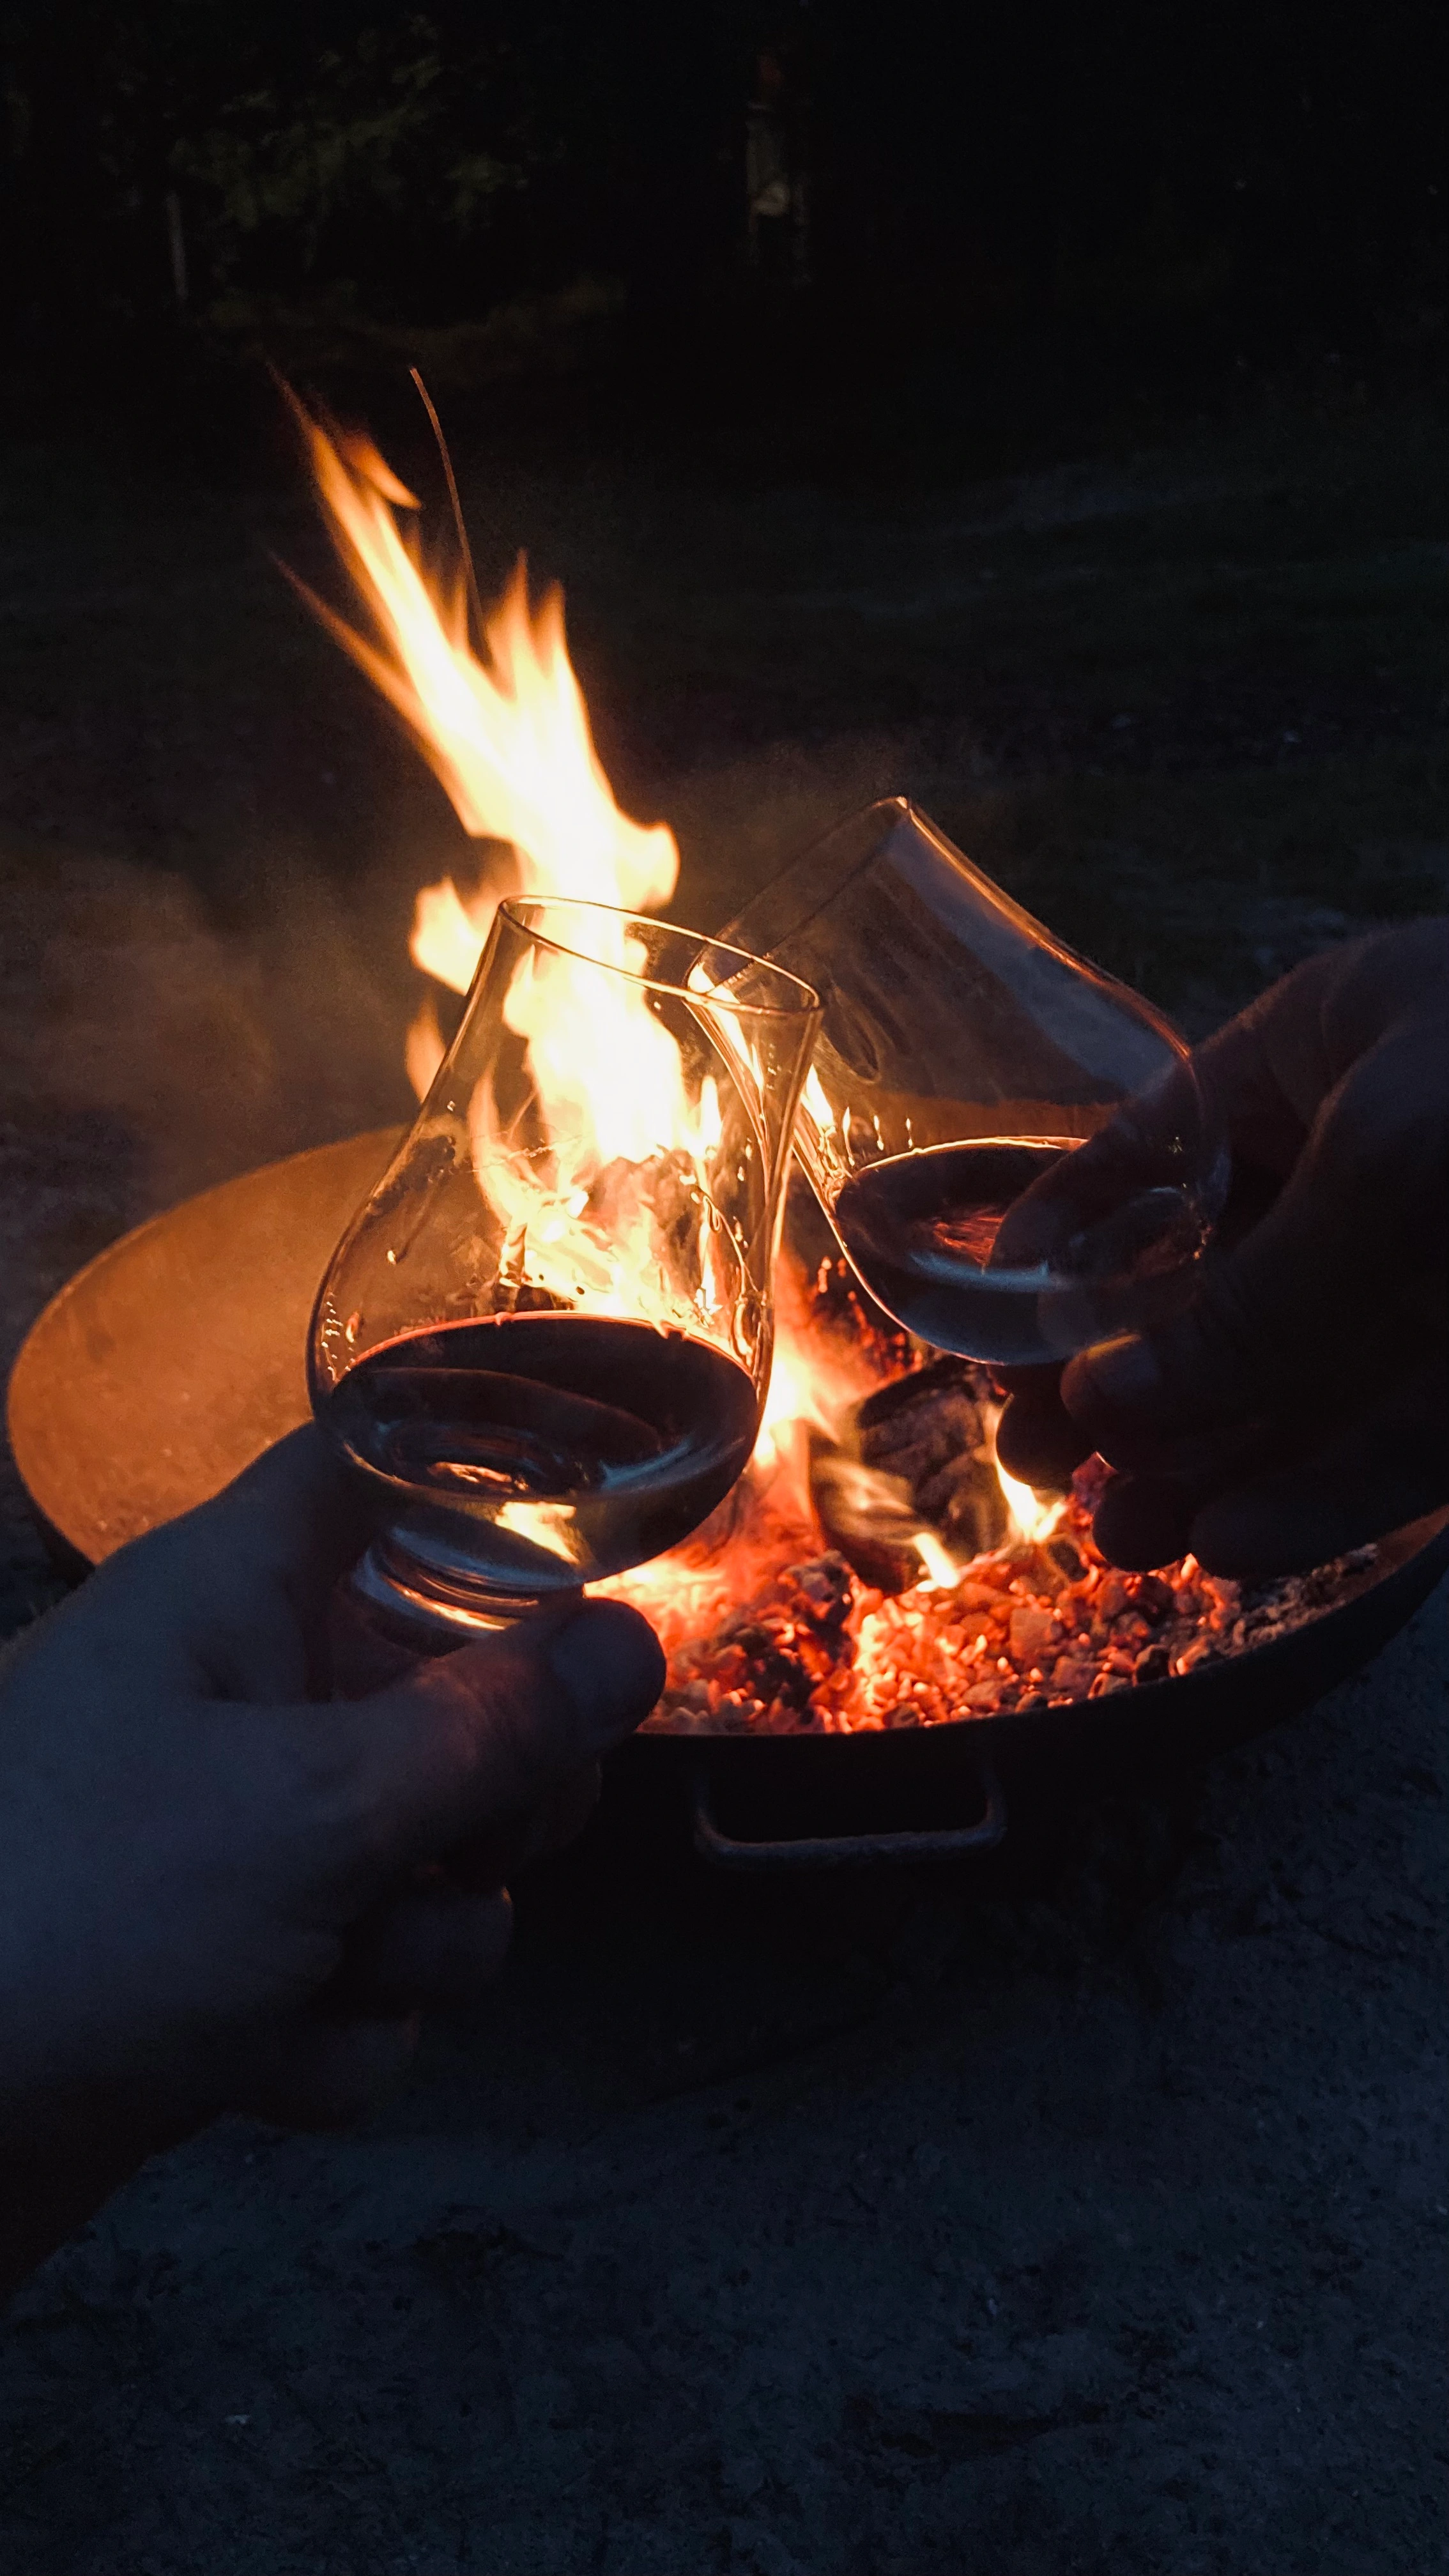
[912,1526,963,1589]
[286,396,678,1092]
[993,1454,1066,1548]
[292,392,723,1331]
[751,1255,879,1482]
[293,394,1055,1625]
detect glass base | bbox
[349,1532,567,1649]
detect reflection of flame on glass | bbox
[291,394,1056,1575]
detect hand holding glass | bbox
[726,799,1227,1367]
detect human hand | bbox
[996,921,1449,1574]
[0,1427,663,2285]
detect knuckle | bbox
[261,1709,386,1866]
[1319,1038,1444,1191]
[1186,1266,1265,1381]
[434,1645,560,1802]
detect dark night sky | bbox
[1,0,1444,442]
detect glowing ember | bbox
[617,1440,1381,1736]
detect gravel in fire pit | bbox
[633,1429,1381,1738]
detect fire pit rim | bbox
[8,1127,1445,1818]
[626,1506,1449,1866]
[636,1505,1449,1752]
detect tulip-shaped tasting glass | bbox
[310,899,819,1640]
[724,798,1227,1368]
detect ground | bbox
[0,385,1444,2571]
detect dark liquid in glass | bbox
[834,1137,1204,1366]
[326,1312,758,1593]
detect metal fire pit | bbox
[8,1128,402,1568]
[9,1131,1448,1869]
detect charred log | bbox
[809,1353,1009,1587]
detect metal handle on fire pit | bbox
[690,1756,1007,1871]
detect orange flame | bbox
[992,1450,1066,1547]
[292,394,1054,1574]
[286,394,678,1091]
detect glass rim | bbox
[728,795,1194,1066]
[496,895,823,1022]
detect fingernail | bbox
[544,1602,666,1747]
[1071,1333,1164,1415]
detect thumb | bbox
[292,1598,664,1895]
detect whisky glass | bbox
[310,898,820,1638]
[725,798,1226,1368]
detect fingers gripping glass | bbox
[310,899,821,1639]
[725,799,1227,1368]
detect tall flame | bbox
[286,394,678,1093]
[293,393,1054,1565]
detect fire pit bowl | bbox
[9,1131,1448,1869]
[641,1505,1448,1870]
[7,1128,405,1569]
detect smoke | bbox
[659,723,968,933]
[1,845,415,1221]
